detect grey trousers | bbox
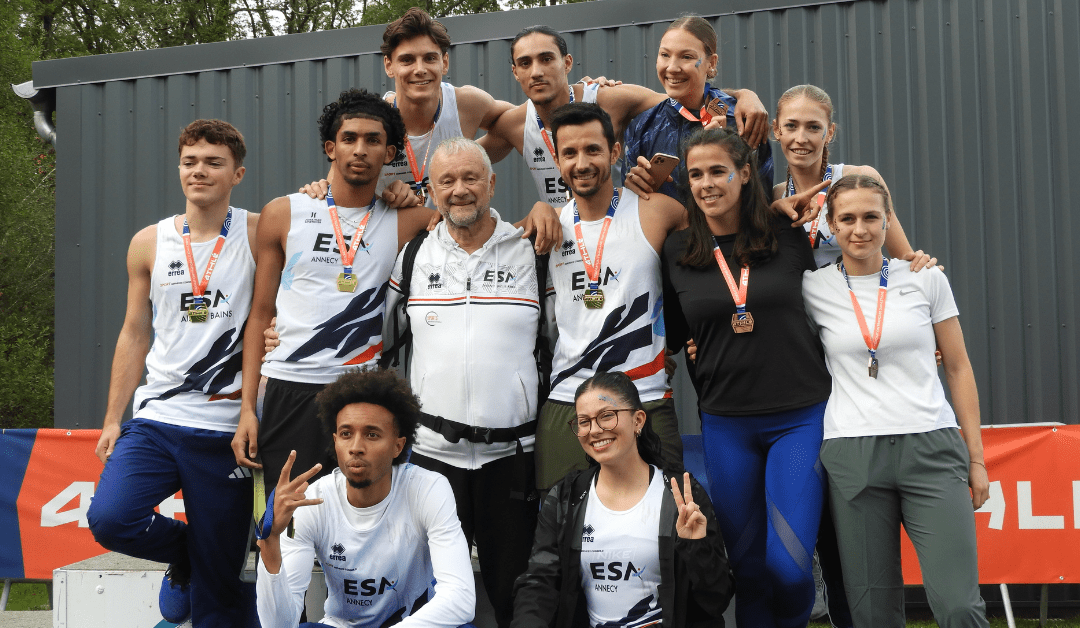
[819,428,989,628]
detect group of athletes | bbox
[84,7,993,628]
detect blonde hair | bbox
[775,84,835,182]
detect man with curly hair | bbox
[232,88,436,494]
[256,368,475,628]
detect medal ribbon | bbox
[182,207,232,308]
[668,83,715,126]
[711,243,750,319]
[840,257,889,366]
[788,165,833,247]
[325,185,377,275]
[536,85,575,159]
[572,188,620,292]
[395,97,442,196]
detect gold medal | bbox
[188,304,209,323]
[583,288,605,309]
[337,272,358,293]
[731,312,754,333]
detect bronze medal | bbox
[731,312,754,333]
[415,186,426,205]
[337,272,358,292]
[583,288,605,309]
[868,356,879,379]
[188,304,209,324]
[706,97,728,124]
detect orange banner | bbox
[9,429,185,580]
[902,424,1080,584]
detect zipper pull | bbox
[466,277,471,291]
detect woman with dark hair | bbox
[512,372,732,628]
[662,127,831,628]
[802,175,989,627]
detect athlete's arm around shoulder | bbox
[477,103,526,164]
[455,84,515,138]
[232,196,290,468]
[594,83,666,136]
[96,225,157,464]
[637,188,689,254]
[397,205,438,251]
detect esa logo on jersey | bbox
[532,146,546,163]
[329,542,346,562]
[544,177,569,195]
[312,233,370,260]
[179,289,230,312]
[571,268,620,291]
[344,577,398,598]
[561,240,576,257]
[168,260,185,276]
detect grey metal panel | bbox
[48,0,1078,429]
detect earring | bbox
[635,430,641,437]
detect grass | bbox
[4,582,50,611]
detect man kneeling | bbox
[256,368,475,628]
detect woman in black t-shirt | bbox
[662,127,831,628]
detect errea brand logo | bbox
[533,146,546,163]
[561,240,576,257]
[329,542,346,561]
[582,523,595,542]
[428,272,443,289]
[168,260,185,276]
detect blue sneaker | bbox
[158,560,191,623]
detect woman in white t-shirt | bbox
[801,174,990,628]
[512,372,732,628]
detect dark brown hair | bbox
[823,174,891,223]
[667,15,717,57]
[574,372,667,471]
[381,7,451,57]
[317,88,406,162]
[678,127,779,269]
[178,119,246,166]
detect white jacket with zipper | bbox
[384,208,541,470]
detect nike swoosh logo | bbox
[899,289,917,295]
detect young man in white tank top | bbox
[535,103,689,491]
[88,120,258,626]
[302,8,563,253]
[480,26,769,209]
[231,89,435,499]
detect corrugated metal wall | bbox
[40,0,1079,429]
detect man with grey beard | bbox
[382,137,544,628]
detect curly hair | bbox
[316,368,421,465]
[178,119,246,166]
[317,88,406,162]
[381,7,451,57]
[677,127,780,269]
[574,372,671,472]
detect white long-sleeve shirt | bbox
[257,465,475,628]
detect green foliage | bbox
[5,582,51,611]
[0,1,54,430]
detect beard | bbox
[346,477,373,490]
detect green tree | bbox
[0,1,55,429]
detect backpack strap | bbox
[378,229,430,368]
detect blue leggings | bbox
[701,402,826,628]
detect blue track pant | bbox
[700,401,826,628]
[87,419,257,627]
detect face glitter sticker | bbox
[695,58,702,68]
[597,394,617,405]
[727,172,734,183]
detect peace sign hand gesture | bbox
[670,472,707,540]
[270,450,324,538]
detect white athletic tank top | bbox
[580,468,664,628]
[377,82,463,209]
[548,189,669,403]
[133,208,255,431]
[523,83,600,206]
[789,163,844,268]
[261,194,398,384]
